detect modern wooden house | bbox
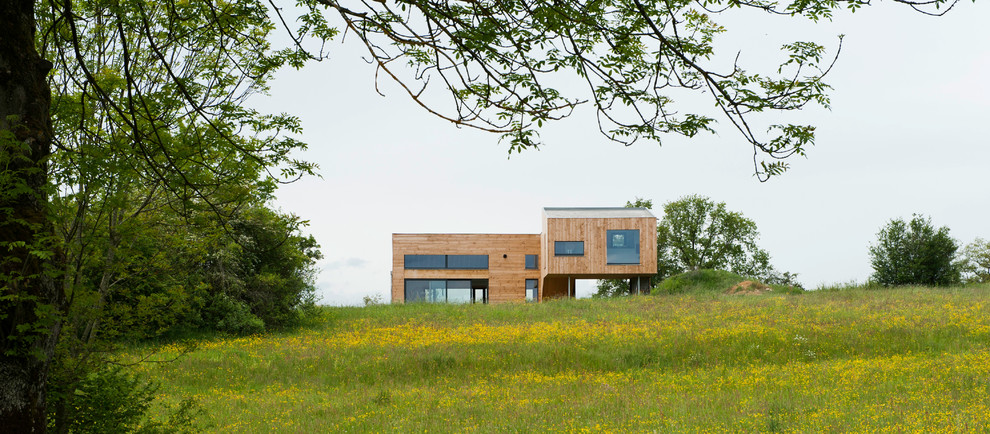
[391,208,657,303]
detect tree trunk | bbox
[0,0,62,431]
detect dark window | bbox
[404,254,489,269]
[606,229,640,264]
[525,254,538,269]
[404,255,446,269]
[405,279,489,303]
[446,255,489,269]
[554,241,584,256]
[526,279,538,302]
[472,279,488,304]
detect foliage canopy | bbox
[961,238,990,284]
[656,195,779,278]
[869,214,961,287]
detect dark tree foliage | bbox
[869,214,961,287]
[200,207,322,334]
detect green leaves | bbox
[324,0,847,178]
[960,238,990,284]
[657,195,786,282]
[869,215,962,287]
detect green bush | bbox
[652,269,803,295]
[47,366,201,433]
[869,214,961,287]
[202,293,266,334]
[652,269,750,294]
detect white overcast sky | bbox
[258,2,990,305]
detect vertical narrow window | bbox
[606,230,640,264]
[525,254,538,269]
[472,279,488,304]
[526,279,538,302]
[554,241,584,256]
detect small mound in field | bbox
[725,280,771,295]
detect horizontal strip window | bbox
[404,255,446,269]
[404,254,489,269]
[554,241,584,256]
[447,255,489,269]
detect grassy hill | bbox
[128,284,990,432]
[651,269,803,295]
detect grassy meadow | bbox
[126,283,990,432]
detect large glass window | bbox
[404,255,489,269]
[404,280,431,303]
[404,280,446,302]
[606,229,640,264]
[446,280,472,304]
[405,279,489,303]
[428,280,446,302]
[446,255,489,269]
[525,254,539,269]
[554,241,584,256]
[526,279,538,302]
[404,255,446,269]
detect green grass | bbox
[128,284,990,432]
[653,269,803,294]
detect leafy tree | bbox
[199,206,322,333]
[869,215,961,287]
[6,0,318,430]
[657,195,797,286]
[961,238,990,284]
[659,195,760,271]
[0,0,969,428]
[596,195,796,297]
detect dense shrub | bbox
[47,366,201,433]
[869,214,961,287]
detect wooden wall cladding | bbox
[541,216,657,277]
[391,234,541,303]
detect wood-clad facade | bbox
[391,234,541,303]
[392,208,657,303]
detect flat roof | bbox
[543,207,656,219]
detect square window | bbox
[606,230,640,264]
[525,254,538,269]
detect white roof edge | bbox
[542,207,656,218]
